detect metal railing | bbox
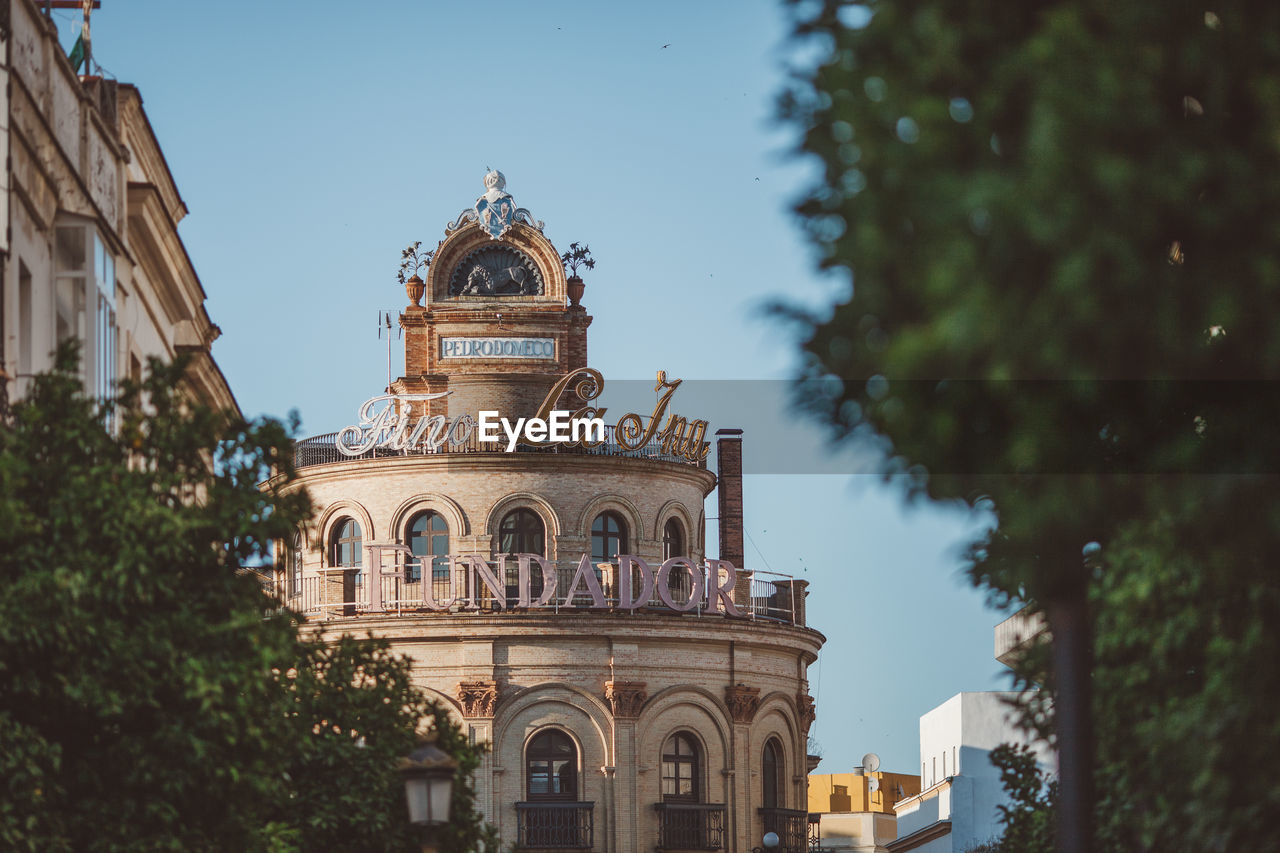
[655,802,727,850]
[274,558,807,627]
[515,802,594,849]
[749,574,804,624]
[759,808,809,853]
[807,813,828,853]
[292,421,705,469]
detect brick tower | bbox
[393,170,592,421]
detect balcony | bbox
[293,421,705,470]
[276,558,809,627]
[759,807,808,853]
[654,802,727,850]
[994,606,1048,667]
[516,802,594,849]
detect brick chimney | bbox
[716,429,744,567]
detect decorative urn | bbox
[567,275,585,307]
[405,274,426,307]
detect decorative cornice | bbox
[457,680,500,718]
[604,680,647,718]
[725,684,760,724]
[885,819,952,852]
[797,692,816,730]
[202,323,223,349]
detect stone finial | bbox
[457,681,500,718]
[605,681,648,718]
[446,169,545,238]
[483,169,506,193]
[725,684,761,724]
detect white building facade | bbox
[889,693,1053,853]
[1,0,235,414]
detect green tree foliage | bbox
[0,347,495,852]
[780,1,1280,849]
[982,743,1057,853]
[275,636,499,853]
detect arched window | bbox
[406,511,449,583]
[526,729,578,801]
[662,517,685,560]
[330,518,362,580]
[762,738,783,809]
[662,517,690,601]
[500,508,546,604]
[591,511,628,563]
[661,732,702,802]
[499,508,546,557]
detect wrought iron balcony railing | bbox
[759,807,809,853]
[274,558,808,627]
[654,802,728,850]
[515,801,594,849]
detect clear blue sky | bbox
[70,0,1008,775]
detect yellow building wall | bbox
[807,771,921,815]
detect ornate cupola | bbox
[394,171,592,420]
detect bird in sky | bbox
[661,43,671,49]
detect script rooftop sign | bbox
[332,368,710,464]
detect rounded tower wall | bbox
[279,171,822,853]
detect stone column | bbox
[470,721,494,822]
[605,680,646,853]
[601,764,617,853]
[725,684,760,853]
[457,679,501,835]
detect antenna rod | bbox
[80,0,92,74]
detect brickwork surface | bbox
[311,613,822,853]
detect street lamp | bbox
[399,736,458,841]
